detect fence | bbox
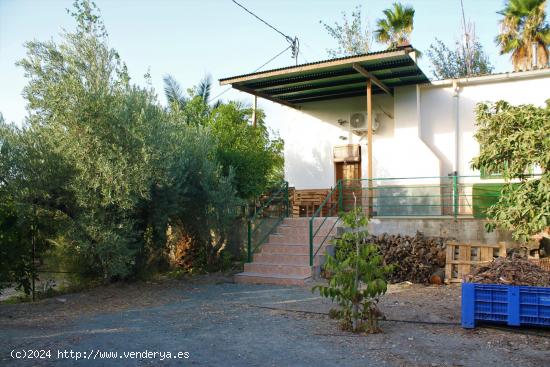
[339,175,517,218]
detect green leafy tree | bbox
[162,75,285,200]
[374,2,415,49]
[320,6,371,58]
[208,103,284,200]
[313,208,393,333]
[1,0,244,287]
[496,0,550,71]
[472,100,550,241]
[427,38,493,79]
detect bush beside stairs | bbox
[234,217,339,285]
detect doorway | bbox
[333,145,362,211]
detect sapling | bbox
[313,198,393,333]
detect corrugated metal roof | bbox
[219,46,430,107]
[219,46,415,83]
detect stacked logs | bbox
[366,231,448,284]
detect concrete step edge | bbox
[234,272,310,280]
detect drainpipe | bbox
[452,80,460,218]
[452,80,460,175]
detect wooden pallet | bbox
[445,241,507,284]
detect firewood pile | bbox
[465,256,550,286]
[367,231,448,284]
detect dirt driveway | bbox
[1,275,549,366]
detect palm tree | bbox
[163,74,187,110]
[163,74,222,112]
[496,0,550,71]
[374,2,415,49]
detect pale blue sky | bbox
[1,0,545,126]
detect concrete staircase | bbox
[234,217,339,285]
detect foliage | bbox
[163,74,187,110]
[472,101,550,241]
[1,1,254,293]
[163,75,285,200]
[320,6,371,58]
[496,0,550,71]
[427,37,493,79]
[0,198,33,294]
[374,2,415,49]
[313,209,393,333]
[208,103,284,199]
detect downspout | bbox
[452,80,460,219]
[452,80,460,175]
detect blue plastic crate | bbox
[462,282,550,328]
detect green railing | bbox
[247,181,290,263]
[338,175,513,218]
[308,180,342,266]
[308,174,541,267]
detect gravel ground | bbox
[1,275,549,367]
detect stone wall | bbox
[367,217,517,246]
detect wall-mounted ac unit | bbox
[349,111,379,134]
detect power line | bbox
[231,0,293,42]
[208,45,292,103]
[231,0,300,64]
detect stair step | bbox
[244,262,312,277]
[275,225,336,237]
[234,217,338,285]
[259,243,320,254]
[234,272,310,285]
[268,233,334,245]
[253,252,323,265]
[282,217,339,227]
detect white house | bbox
[220,46,550,284]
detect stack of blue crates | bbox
[462,282,550,328]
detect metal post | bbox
[252,95,257,128]
[284,181,289,217]
[453,174,459,219]
[338,179,343,213]
[247,220,252,263]
[31,204,36,302]
[309,219,313,266]
[366,79,373,218]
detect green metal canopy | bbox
[219,46,430,108]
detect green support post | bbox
[337,179,343,213]
[247,220,252,263]
[285,181,290,217]
[309,219,313,266]
[453,174,458,219]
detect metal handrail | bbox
[308,180,341,266]
[306,174,543,265]
[247,181,289,262]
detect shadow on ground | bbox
[1,276,549,366]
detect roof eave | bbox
[219,48,414,86]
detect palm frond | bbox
[496,0,550,69]
[374,2,415,48]
[163,74,186,109]
[197,74,212,104]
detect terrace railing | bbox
[246,181,290,263]
[308,174,541,267]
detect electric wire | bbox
[230,0,300,63]
[208,44,292,103]
[231,0,294,43]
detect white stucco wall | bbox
[274,71,550,189]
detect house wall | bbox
[276,72,550,189]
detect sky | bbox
[0,0,546,127]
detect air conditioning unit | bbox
[349,111,380,134]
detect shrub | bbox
[313,208,393,333]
